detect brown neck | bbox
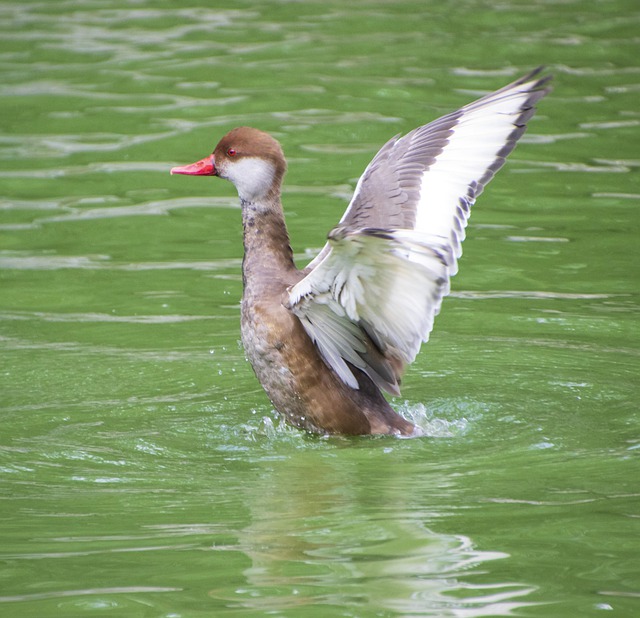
[241,196,296,291]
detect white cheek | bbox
[225,157,275,202]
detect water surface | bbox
[1,1,639,616]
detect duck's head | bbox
[171,126,287,203]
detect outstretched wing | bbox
[288,227,454,395]
[291,69,551,393]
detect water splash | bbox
[232,401,474,442]
[398,401,472,438]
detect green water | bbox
[1,0,639,616]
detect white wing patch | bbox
[288,228,454,394]
[413,79,547,270]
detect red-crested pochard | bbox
[171,68,551,436]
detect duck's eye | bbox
[227,148,237,157]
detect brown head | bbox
[171,127,287,204]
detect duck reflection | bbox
[211,436,537,616]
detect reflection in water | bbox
[218,447,537,616]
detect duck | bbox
[171,68,551,436]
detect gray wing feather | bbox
[293,69,551,392]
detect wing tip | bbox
[514,66,554,102]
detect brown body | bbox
[239,193,414,435]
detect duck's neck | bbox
[241,196,296,290]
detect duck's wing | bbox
[290,69,551,394]
[305,68,551,273]
[287,227,454,395]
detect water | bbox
[1,0,639,616]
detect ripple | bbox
[506,235,570,243]
[0,196,238,230]
[515,160,632,173]
[0,252,241,271]
[581,119,640,130]
[450,290,615,301]
[0,310,218,324]
[0,586,181,604]
[593,191,640,199]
